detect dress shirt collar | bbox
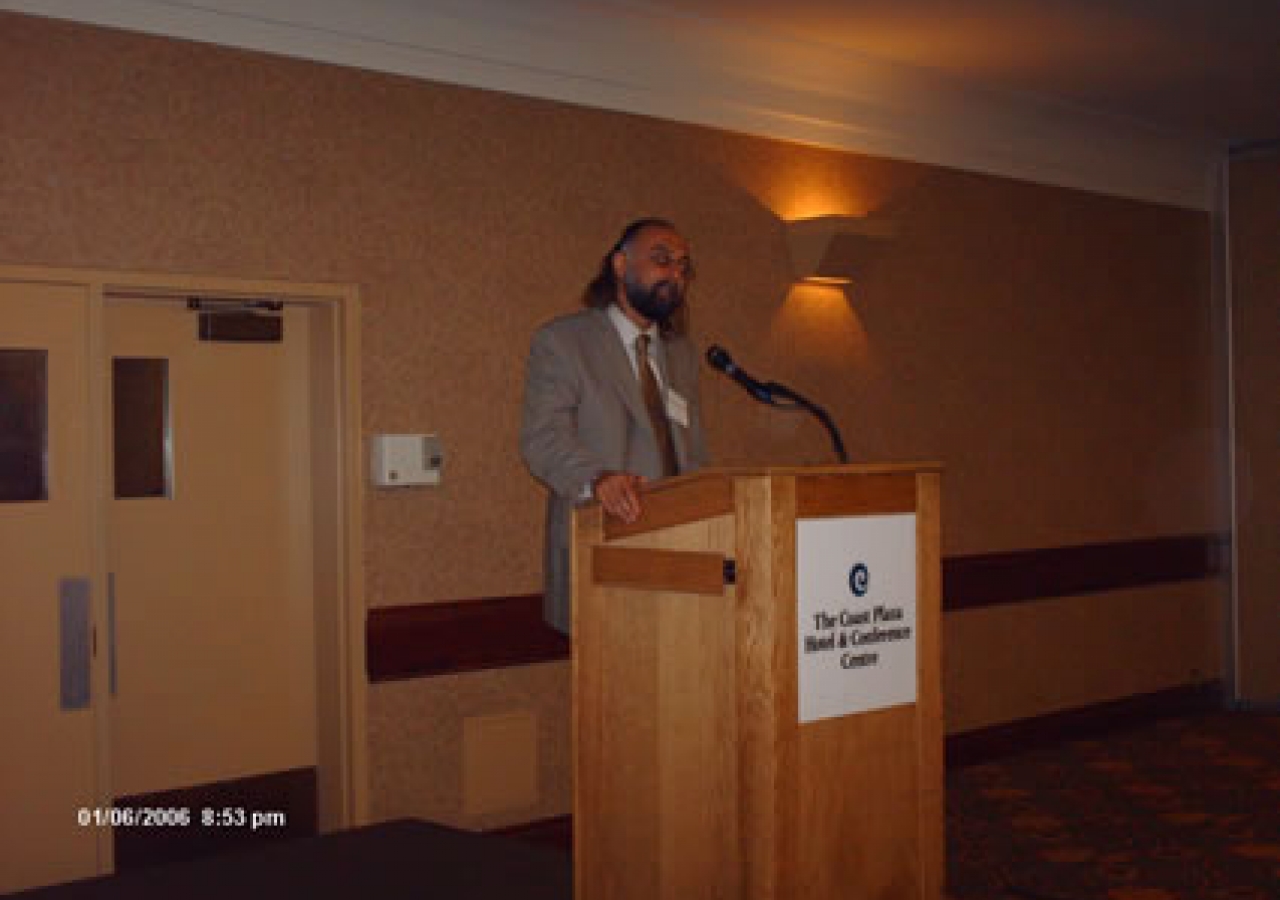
[606,302,661,374]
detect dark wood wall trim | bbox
[367,593,568,683]
[943,532,1226,611]
[367,533,1225,683]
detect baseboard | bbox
[489,814,573,854]
[945,680,1225,768]
[491,682,1226,848]
[1225,699,1280,713]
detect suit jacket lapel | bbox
[587,308,650,434]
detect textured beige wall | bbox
[369,662,570,829]
[0,13,1225,827]
[946,581,1223,733]
[1229,152,1280,703]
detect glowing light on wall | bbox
[770,282,874,371]
[709,149,879,222]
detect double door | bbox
[0,279,318,892]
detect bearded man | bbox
[520,218,710,634]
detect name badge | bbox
[666,390,690,427]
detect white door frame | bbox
[1,264,368,873]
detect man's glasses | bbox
[629,246,695,278]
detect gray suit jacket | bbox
[520,306,709,633]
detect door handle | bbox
[58,578,90,710]
[108,573,117,697]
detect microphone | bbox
[705,344,850,464]
[705,345,774,403]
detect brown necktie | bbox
[635,333,679,477]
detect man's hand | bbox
[592,472,645,523]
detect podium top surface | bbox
[654,461,942,486]
[582,461,941,539]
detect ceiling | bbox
[5,0,1270,207]
[638,0,1280,145]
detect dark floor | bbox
[509,710,1280,900]
[946,711,1280,900]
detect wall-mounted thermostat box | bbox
[370,434,443,487]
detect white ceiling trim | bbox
[5,0,1225,209]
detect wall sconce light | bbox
[785,215,892,285]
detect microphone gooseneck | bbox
[705,345,773,403]
[704,343,850,464]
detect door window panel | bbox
[0,349,48,502]
[112,358,171,499]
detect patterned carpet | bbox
[947,711,1280,900]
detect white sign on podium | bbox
[796,514,918,724]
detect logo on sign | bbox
[849,563,869,597]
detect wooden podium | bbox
[572,464,943,900]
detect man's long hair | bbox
[581,217,685,334]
